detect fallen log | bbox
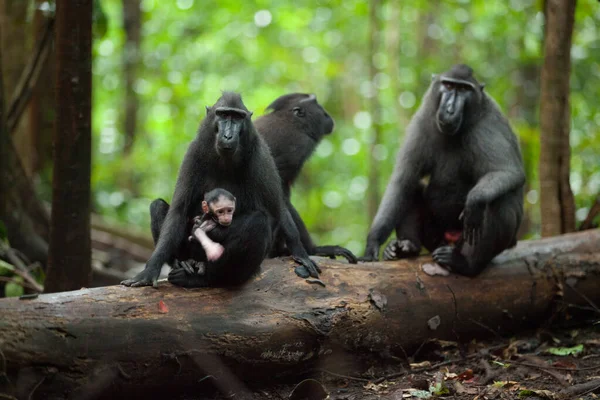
[0,230,599,399]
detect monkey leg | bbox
[169,211,271,288]
[383,212,422,260]
[149,198,170,245]
[432,197,520,277]
[383,191,426,261]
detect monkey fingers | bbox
[292,256,321,278]
[121,267,159,288]
[431,245,456,267]
[359,244,380,262]
[383,239,420,261]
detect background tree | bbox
[45,0,93,293]
[539,0,577,237]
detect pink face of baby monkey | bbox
[203,195,236,226]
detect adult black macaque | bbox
[254,93,358,266]
[362,64,525,277]
[121,92,321,288]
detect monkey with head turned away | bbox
[188,188,236,266]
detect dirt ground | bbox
[216,322,600,400]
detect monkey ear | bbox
[480,83,486,91]
[202,200,209,214]
[431,74,438,82]
[205,106,211,114]
[248,111,253,117]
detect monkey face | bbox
[210,196,236,226]
[214,107,252,157]
[435,78,476,136]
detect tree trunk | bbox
[1,230,599,399]
[121,0,141,155]
[0,9,49,264]
[28,1,56,177]
[45,0,93,293]
[539,0,577,237]
[367,0,382,221]
[0,0,36,177]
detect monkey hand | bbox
[292,256,321,278]
[121,262,160,288]
[358,242,379,262]
[205,242,225,261]
[460,202,485,246]
[383,239,420,260]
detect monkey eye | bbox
[293,107,305,117]
[443,82,455,90]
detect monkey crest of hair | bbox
[204,188,236,204]
[363,64,525,277]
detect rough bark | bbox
[539,0,577,236]
[45,0,93,293]
[1,230,599,399]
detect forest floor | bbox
[202,322,600,400]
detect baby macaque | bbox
[188,188,236,262]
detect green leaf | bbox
[0,259,15,276]
[408,390,432,399]
[546,344,584,356]
[5,280,24,297]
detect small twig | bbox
[116,363,131,380]
[506,359,600,372]
[559,378,600,398]
[0,277,39,291]
[564,284,600,315]
[0,243,43,292]
[0,348,6,374]
[7,17,55,134]
[0,394,18,400]
[373,343,508,384]
[316,369,370,383]
[27,376,45,400]
[468,318,503,340]
[579,196,600,231]
[478,359,501,385]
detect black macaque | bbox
[254,93,358,268]
[362,64,525,277]
[187,188,236,266]
[121,92,321,288]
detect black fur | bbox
[362,65,525,277]
[121,92,320,288]
[254,93,358,265]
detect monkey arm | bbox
[466,169,525,206]
[363,171,414,259]
[279,206,321,278]
[362,131,429,261]
[192,227,224,261]
[122,148,202,287]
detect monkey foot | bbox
[174,259,206,275]
[431,245,469,272]
[383,239,421,261]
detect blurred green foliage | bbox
[92,0,600,255]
